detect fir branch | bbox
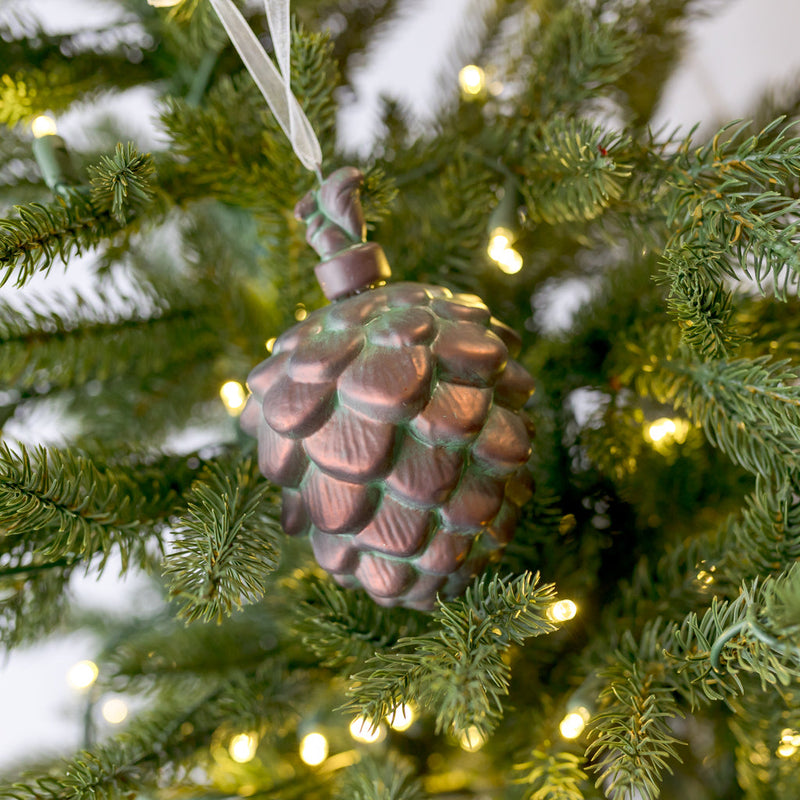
[658,245,744,359]
[0,286,219,394]
[345,572,559,739]
[294,579,426,670]
[88,143,155,224]
[0,443,158,568]
[335,754,424,800]
[0,145,155,289]
[515,750,589,800]
[586,666,684,800]
[523,119,632,225]
[626,327,800,481]
[163,459,281,623]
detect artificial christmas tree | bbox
[1,1,800,799]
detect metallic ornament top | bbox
[241,168,535,609]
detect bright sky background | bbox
[2,0,800,772]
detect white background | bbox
[1,0,800,771]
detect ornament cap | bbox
[296,166,392,300]
[314,242,391,300]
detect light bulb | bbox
[386,703,415,732]
[147,0,182,6]
[295,306,308,321]
[487,227,513,260]
[777,742,797,758]
[67,660,98,690]
[31,115,58,138]
[101,698,128,724]
[299,732,328,766]
[495,247,523,275]
[547,599,577,623]
[459,725,487,752]
[781,729,800,747]
[647,418,677,442]
[349,716,385,743]
[229,732,258,763]
[219,380,246,414]
[459,65,485,96]
[265,337,277,353]
[559,707,590,740]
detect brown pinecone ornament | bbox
[240,167,535,610]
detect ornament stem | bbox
[294,167,391,301]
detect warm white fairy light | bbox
[265,337,277,352]
[781,729,800,747]
[67,660,98,690]
[386,703,415,732]
[547,599,578,623]
[101,698,128,724]
[295,305,308,321]
[487,227,513,260]
[495,247,523,275]
[648,418,677,442]
[219,380,246,414]
[31,115,58,138]
[559,707,590,740]
[459,726,487,752]
[459,65,485,96]
[349,716,385,743]
[777,741,797,758]
[299,732,328,766]
[229,732,259,763]
[147,0,182,7]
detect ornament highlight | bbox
[299,732,329,765]
[67,660,98,690]
[241,168,536,609]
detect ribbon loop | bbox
[207,0,323,175]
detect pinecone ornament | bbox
[240,167,535,610]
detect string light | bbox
[777,741,797,758]
[547,599,578,623]
[229,732,259,763]
[31,115,58,138]
[386,703,415,732]
[299,732,328,766]
[495,247,523,274]
[295,305,308,321]
[219,380,246,414]
[459,65,486,96]
[265,337,277,353]
[349,716,386,743]
[67,660,98,690]
[487,227,513,260]
[646,417,690,446]
[781,729,800,747]
[147,0,182,6]
[559,707,590,740]
[459,726,487,752]
[101,698,128,724]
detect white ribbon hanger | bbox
[207,0,324,177]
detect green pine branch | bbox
[344,572,559,739]
[163,459,282,624]
[0,146,156,289]
[88,143,156,224]
[515,749,590,800]
[626,326,800,481]
[522,119,632,225]
[294,578,427,670]
[335,754,424,800]
[586,665,684,800]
